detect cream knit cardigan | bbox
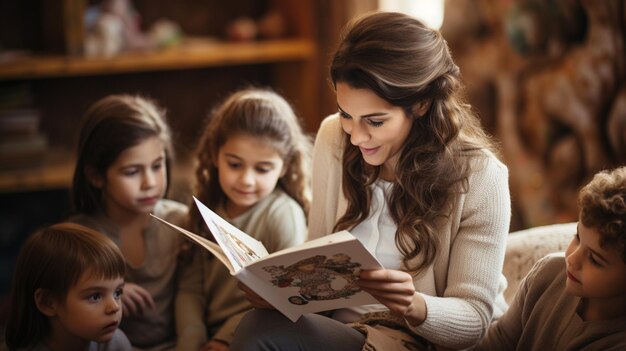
[309,114,511,349]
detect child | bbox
[475,166,626,350]
[176,88,312,350]
[70,95,188,350]
[4,222,131,351]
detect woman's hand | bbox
[237,281,275,309]
[121,282,155,316]
[357,269,426,326]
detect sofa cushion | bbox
[503,222,577,304]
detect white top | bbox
[309,114,511,349]
[350,180,403,269]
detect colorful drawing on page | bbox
[262,254,363,305]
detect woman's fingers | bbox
[237,281,275,309]
[359,268,412,282]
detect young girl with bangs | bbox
[175,87,312,351]
[5,222,131,351]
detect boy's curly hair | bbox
[579,166,626,263]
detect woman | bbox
[232,11,511,351]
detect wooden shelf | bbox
[0,38,315,79]
[0,150,196,195]
[0,149,75,192]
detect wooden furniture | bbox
[0,0,321,195]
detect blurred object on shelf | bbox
[84,0,154,57]
[0,50,30,65]
[0,83,48,170]
[0,108,48,170]
[149,19,183,49]
[226,17,258,42]
[257,9,288,39]
[225,8,288,42]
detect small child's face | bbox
[99,136,167,216]
[565,222,626,300]
[217,134,285,217]
[51,272,124,344]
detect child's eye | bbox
[228,162,242,169]
[152,161,164,171]
[88,293,102,302]
[114,288,123,300]
[123,169,139,176]
[255,167,272,174]
[368,120,384,127]
[588,253,603,267]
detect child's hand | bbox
[201,339,228,351]
[122,282,156,316]
[237,282,274,309]
[357,268,426,325]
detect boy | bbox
[475,167,626,350]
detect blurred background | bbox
[0,0,624,324]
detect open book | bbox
[151,196,383,322]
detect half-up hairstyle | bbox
[188,87,312,234]
[331,12,497,275]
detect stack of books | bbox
[0,108,48,169]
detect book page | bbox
[150,214,233,273]
[237,231,383,322]
[193,197,269,272]
[154,199,385,322]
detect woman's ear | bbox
[412,100,432,117]
[85,166,104,188]
[34,288,58,317]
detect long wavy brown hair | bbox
[331,12,498,275]
[188,87,312,234]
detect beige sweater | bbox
[309,114,511,349]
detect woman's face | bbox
[336,82,413,180]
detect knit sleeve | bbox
[409,154,511,349]
[309,114,344,240]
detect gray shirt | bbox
[72,199,188,351]
[17,329,131,351]
[476,253,626,350]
